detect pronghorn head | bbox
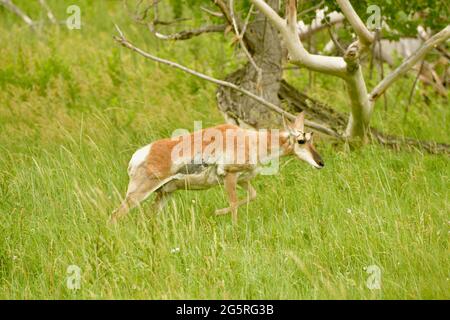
[284,112,324,169]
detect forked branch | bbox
[250,0,348,77]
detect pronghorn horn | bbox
[294,112,305,132]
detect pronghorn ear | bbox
[282,114,295,133]
[294,112,305,131]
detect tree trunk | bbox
[217,0,283,129]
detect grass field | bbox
[0,1,449,299]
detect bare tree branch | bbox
[297,0,324,18]
[229,1,262,91]
[369,26,450,102]
[325,17,345,55]
[212,0,233,25]
[286,0,297,33]
[37,0,56,24]
[369,28,380,79]
[154,24,226,40]
[238,3,254,43]
[140,1,223,41]
[247,0,285,31]
[132,0,163,23]
[200,6,223,18]
[0,0,35,29]
[418,25,450,60]
[376,26,388,111]
[336,0,374,45]
[406,60,424,114]
[152,18,190,26]
[298,11,344,41]
[113,25,340,138]
[251,0,348,77]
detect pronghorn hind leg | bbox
[215,180,257,217]
[239,180,257,204]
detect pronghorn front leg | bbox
[109,176,160,224]
[109,191,149,224]
[215,181,257,217]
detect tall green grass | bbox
[0,0,448,299]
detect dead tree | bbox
[117,0,450,154]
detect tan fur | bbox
[109,113,323,225]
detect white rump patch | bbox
[128,144,152,177]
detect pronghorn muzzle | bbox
[306,144,325,169]
[308,145,324,169]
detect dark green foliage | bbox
[324,0,449,38]
[165,0,448,39]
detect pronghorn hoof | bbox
[214,208,230,216]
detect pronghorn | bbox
[109,112,324,224]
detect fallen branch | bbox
[113,25,340,138]
[370,130,450,155]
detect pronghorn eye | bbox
[298,139,305,145]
